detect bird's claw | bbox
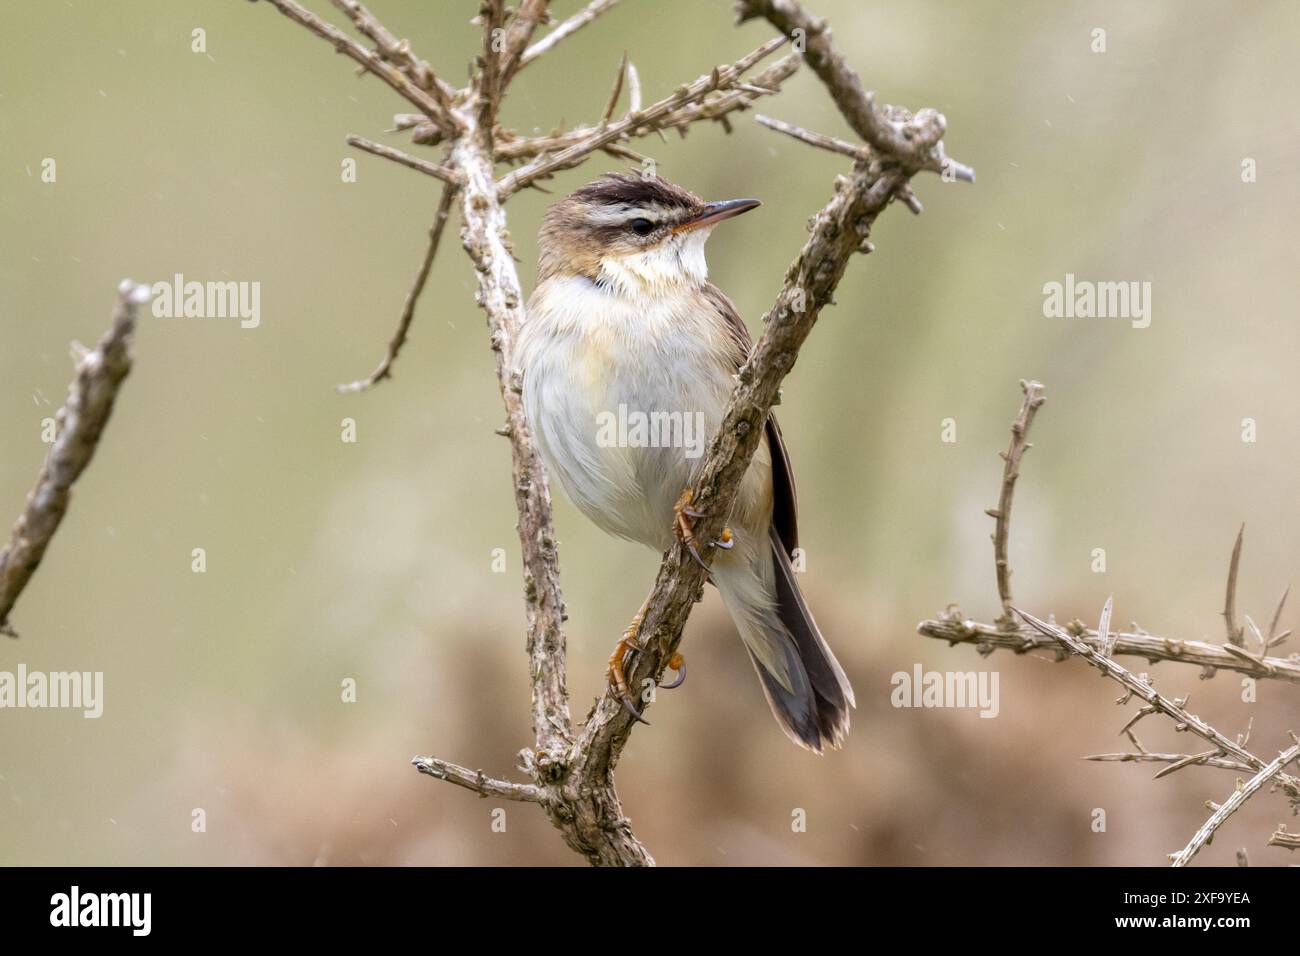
[618,691,650,724]
[608,625,650,725]
[660,651,686,690]
[674,489,733,568]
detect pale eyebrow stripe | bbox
[584,202,679,227]
[585,206,635,225]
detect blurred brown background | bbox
[2,0,1299,865]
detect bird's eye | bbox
[628,217,655,236]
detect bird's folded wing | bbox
[701,282,799,555]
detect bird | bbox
[514,172,855,753]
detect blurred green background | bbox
[2,0,1299,865]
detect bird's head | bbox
[537,173,759,299]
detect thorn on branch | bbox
[1223,523,1245,646]
[346,134,464,186]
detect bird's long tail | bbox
[712,525,855,753]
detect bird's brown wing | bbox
[701,282,799,555]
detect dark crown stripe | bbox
[572,173,700,211]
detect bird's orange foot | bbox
[661,650,686,690]
[673,488,734,570]
[608,613,650,724]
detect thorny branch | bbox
[1268,824,1300,850]
[1015,608,1300,798]
[329,0,455,112]
[251,0,971,865]
[918,389,1299,685]
[261,0,457,134]
[487,54,800,165]
[737,0,974,183]
[991,380,1045,624]
[918,616,1300,685]
[495,35,791,197]
[755,113,866,160]
[1017,606,1300,864]
[518,0,622,69]
[345,134,463,186]
[1168,741,1300,867]
[918,381,1299,864]
[0,281,149,636]
[411,756,542,803]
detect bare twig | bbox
[647,55,797,132]
[0,281,149,636]
[496,0,551,91]
[346,134,463,186]
[519,0,622,68]
[410,756,542,802]
[494,55,798,162]
[260,0,458,131]
[988,381,1046,625]
[1085,750,1257,776]
[1170,742,1300,867]
[496,35,790,197]
[1268,825,1300,850]
[918,616,1300,685]
[329,0,456,112]
[336,183,457,393]
[475,0,507,127]
[737,0,967,179]
[493,126,646,164]
[756,113,867,159]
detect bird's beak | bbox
[673,198,761,233]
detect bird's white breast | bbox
[515,274,736,550]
